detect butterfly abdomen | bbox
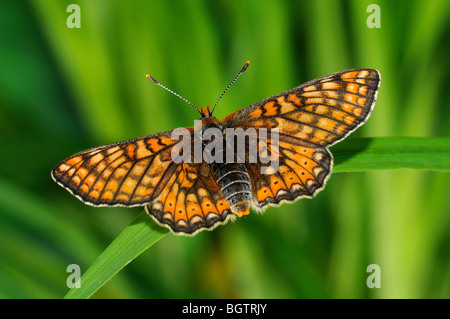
[212,163,252,217]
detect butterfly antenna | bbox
[211,60,250,115]
[146,74,202,116]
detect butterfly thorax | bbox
[198,116,224,136]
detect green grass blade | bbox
[64,211,168,299]
[64,136,449,298]
[332,137,450,172]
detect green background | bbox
[0,0,448,298]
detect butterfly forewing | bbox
[52,130,185,207]
[222,69,380,147]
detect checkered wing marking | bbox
[145,164,234,235]
[51,130,189,207]
[222,69,380,147]
[246,135,332,210]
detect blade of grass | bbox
[331,137,450,172]
[64,211,168,299]
[64,136,450,298]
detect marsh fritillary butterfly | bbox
[52,62,380,236]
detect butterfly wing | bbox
[246,135,333,210]
[222,69,380,209]
[223,69,380,148]
[52,128,234,235]
[145,163,234,235]
[52,129,188,207]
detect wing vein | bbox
[127,156,157,204]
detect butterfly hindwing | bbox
[146,164,234,235]
[246,135,333,210]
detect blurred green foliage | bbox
[0,0,448,298]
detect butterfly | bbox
[52,61,380,236]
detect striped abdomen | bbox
[212,163,252,217]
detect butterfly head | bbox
[199,105,213,119]
[196,110,224,144]
[196,110,223,131]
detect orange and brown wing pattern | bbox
[223,69,380,147]
[146,163,234,235]
[51,129,189,207]
[52,67,381,236]
[246,136,332,210]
